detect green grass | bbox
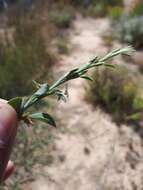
[114,16,143,50]
[108,6,123,20]
[49,6,74,29]
[130,1,143,17]
[78,0,123,18]
[86,65,143,126]
[56,38,69,54]
[0,12,54,99]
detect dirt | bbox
[25,16,143,190]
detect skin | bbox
[0,99,18,182]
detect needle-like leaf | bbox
[29,112,56,127]
[8,97,23,117]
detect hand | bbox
[0,99,18,182]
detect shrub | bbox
[114,16,143,50]
[86,66,143,125]
[49,7,74,29]
[56,38,69,54]
[81,4,107,18]
[108,6,123,20]
[99,0,123,7]
[81,0,123,17]
[0,16,54,99]
[130,1,143,17]
[72,0,123,7]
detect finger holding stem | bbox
[0,100,18,182]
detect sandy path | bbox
[28,16,143,190]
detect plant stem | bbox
[22,46,134,113]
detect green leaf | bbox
[54,89,67,102]
[8,97,23,116]
[104,64,115,68]
[81,76,93,81]
[35,83,49,97]
[29,112,56,127]
[79,70,87,75]
[90,56,98,64]
[68,68,79,75]
[24,83,50,110]
[32,80,41,89]
[58,93,67,102]
[100,46,134,62]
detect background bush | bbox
[114,16,143,50]
[71,0,123,7]
[80,0,123,17]
[130,0,143,17]
[108,6,123,20]
[49,7,74,29]
[0,14,54,99]
[86,66,143,126]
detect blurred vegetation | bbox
[112,0,143,50]
[48,6,74,29]
[0,2,62,189]
[0,13,54,99]
[77,0,123,18]
[86,66,143,126]
[2,121,55,189]
[45,0,123,18]
[0,0,143,189]
[56,38,69,55]
[130,0,143,17]
[114,16,143,50]
[108,6,123,20]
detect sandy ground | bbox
[26,16,143,190]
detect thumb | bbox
[3,160,15,181]
[0,100,18,182]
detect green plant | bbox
[130,1,143,17]
[108,6,123,20]
[86,65,143,125]
[49,8,74,29]
[58,0,123,7]
[86,3,106,17]
[99,0,123,7]
[0,16,54,99]
[7,47,133,127]
[83,0,123,7]
[0,47,132,186]
[114,16,143,50]
[56,38,69,54]
[103,0,123,6]
[81,0,123,17]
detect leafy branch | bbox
[8,46,134,127]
